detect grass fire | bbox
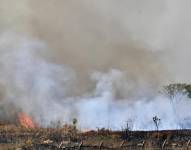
[1,0,191,149]
[18,112,37,129]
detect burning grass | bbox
[18,112,37,129]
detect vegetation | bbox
[72,118,77,130]
[0,124,191,149]
[153,116,161,131]
[163,83,191,99]
[1,84,191,149]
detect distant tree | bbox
[163,83,191,99]
[125,121,131,132]
[153,116,161,131]
[125,119,134,131]
[121,119,134,140]
[72,118,77,130]
[162,84,191,129]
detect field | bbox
[0,123,191,150]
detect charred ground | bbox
[0,123,191,150]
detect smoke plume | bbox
[0,0,191,130]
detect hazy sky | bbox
[1,0,191,83]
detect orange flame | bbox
[18,112,37,128]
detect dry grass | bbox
[0,123,191,149]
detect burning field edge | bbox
[1,84,191,149]
[1,122,191,150]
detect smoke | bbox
[0,0,191,130]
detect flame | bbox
[82,128,95,134]
[18,112,37,128]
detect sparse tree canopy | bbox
[163,83,191,99]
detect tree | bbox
[72,118,77,130]
[163,83,191,99]
[153,116,161,131]
[162,84,191,129]
[121,119,134,140]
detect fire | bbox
[18,112,37,128]
[82,128,95,134]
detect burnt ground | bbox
[0,124,191,149]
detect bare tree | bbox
[153,116,161,131]
[121,119,134,140]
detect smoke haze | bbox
[0,0,191,130]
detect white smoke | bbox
[0,33,76,125]
[0,33,191,130]
[1,0,191,130]
[76,71,191,130]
